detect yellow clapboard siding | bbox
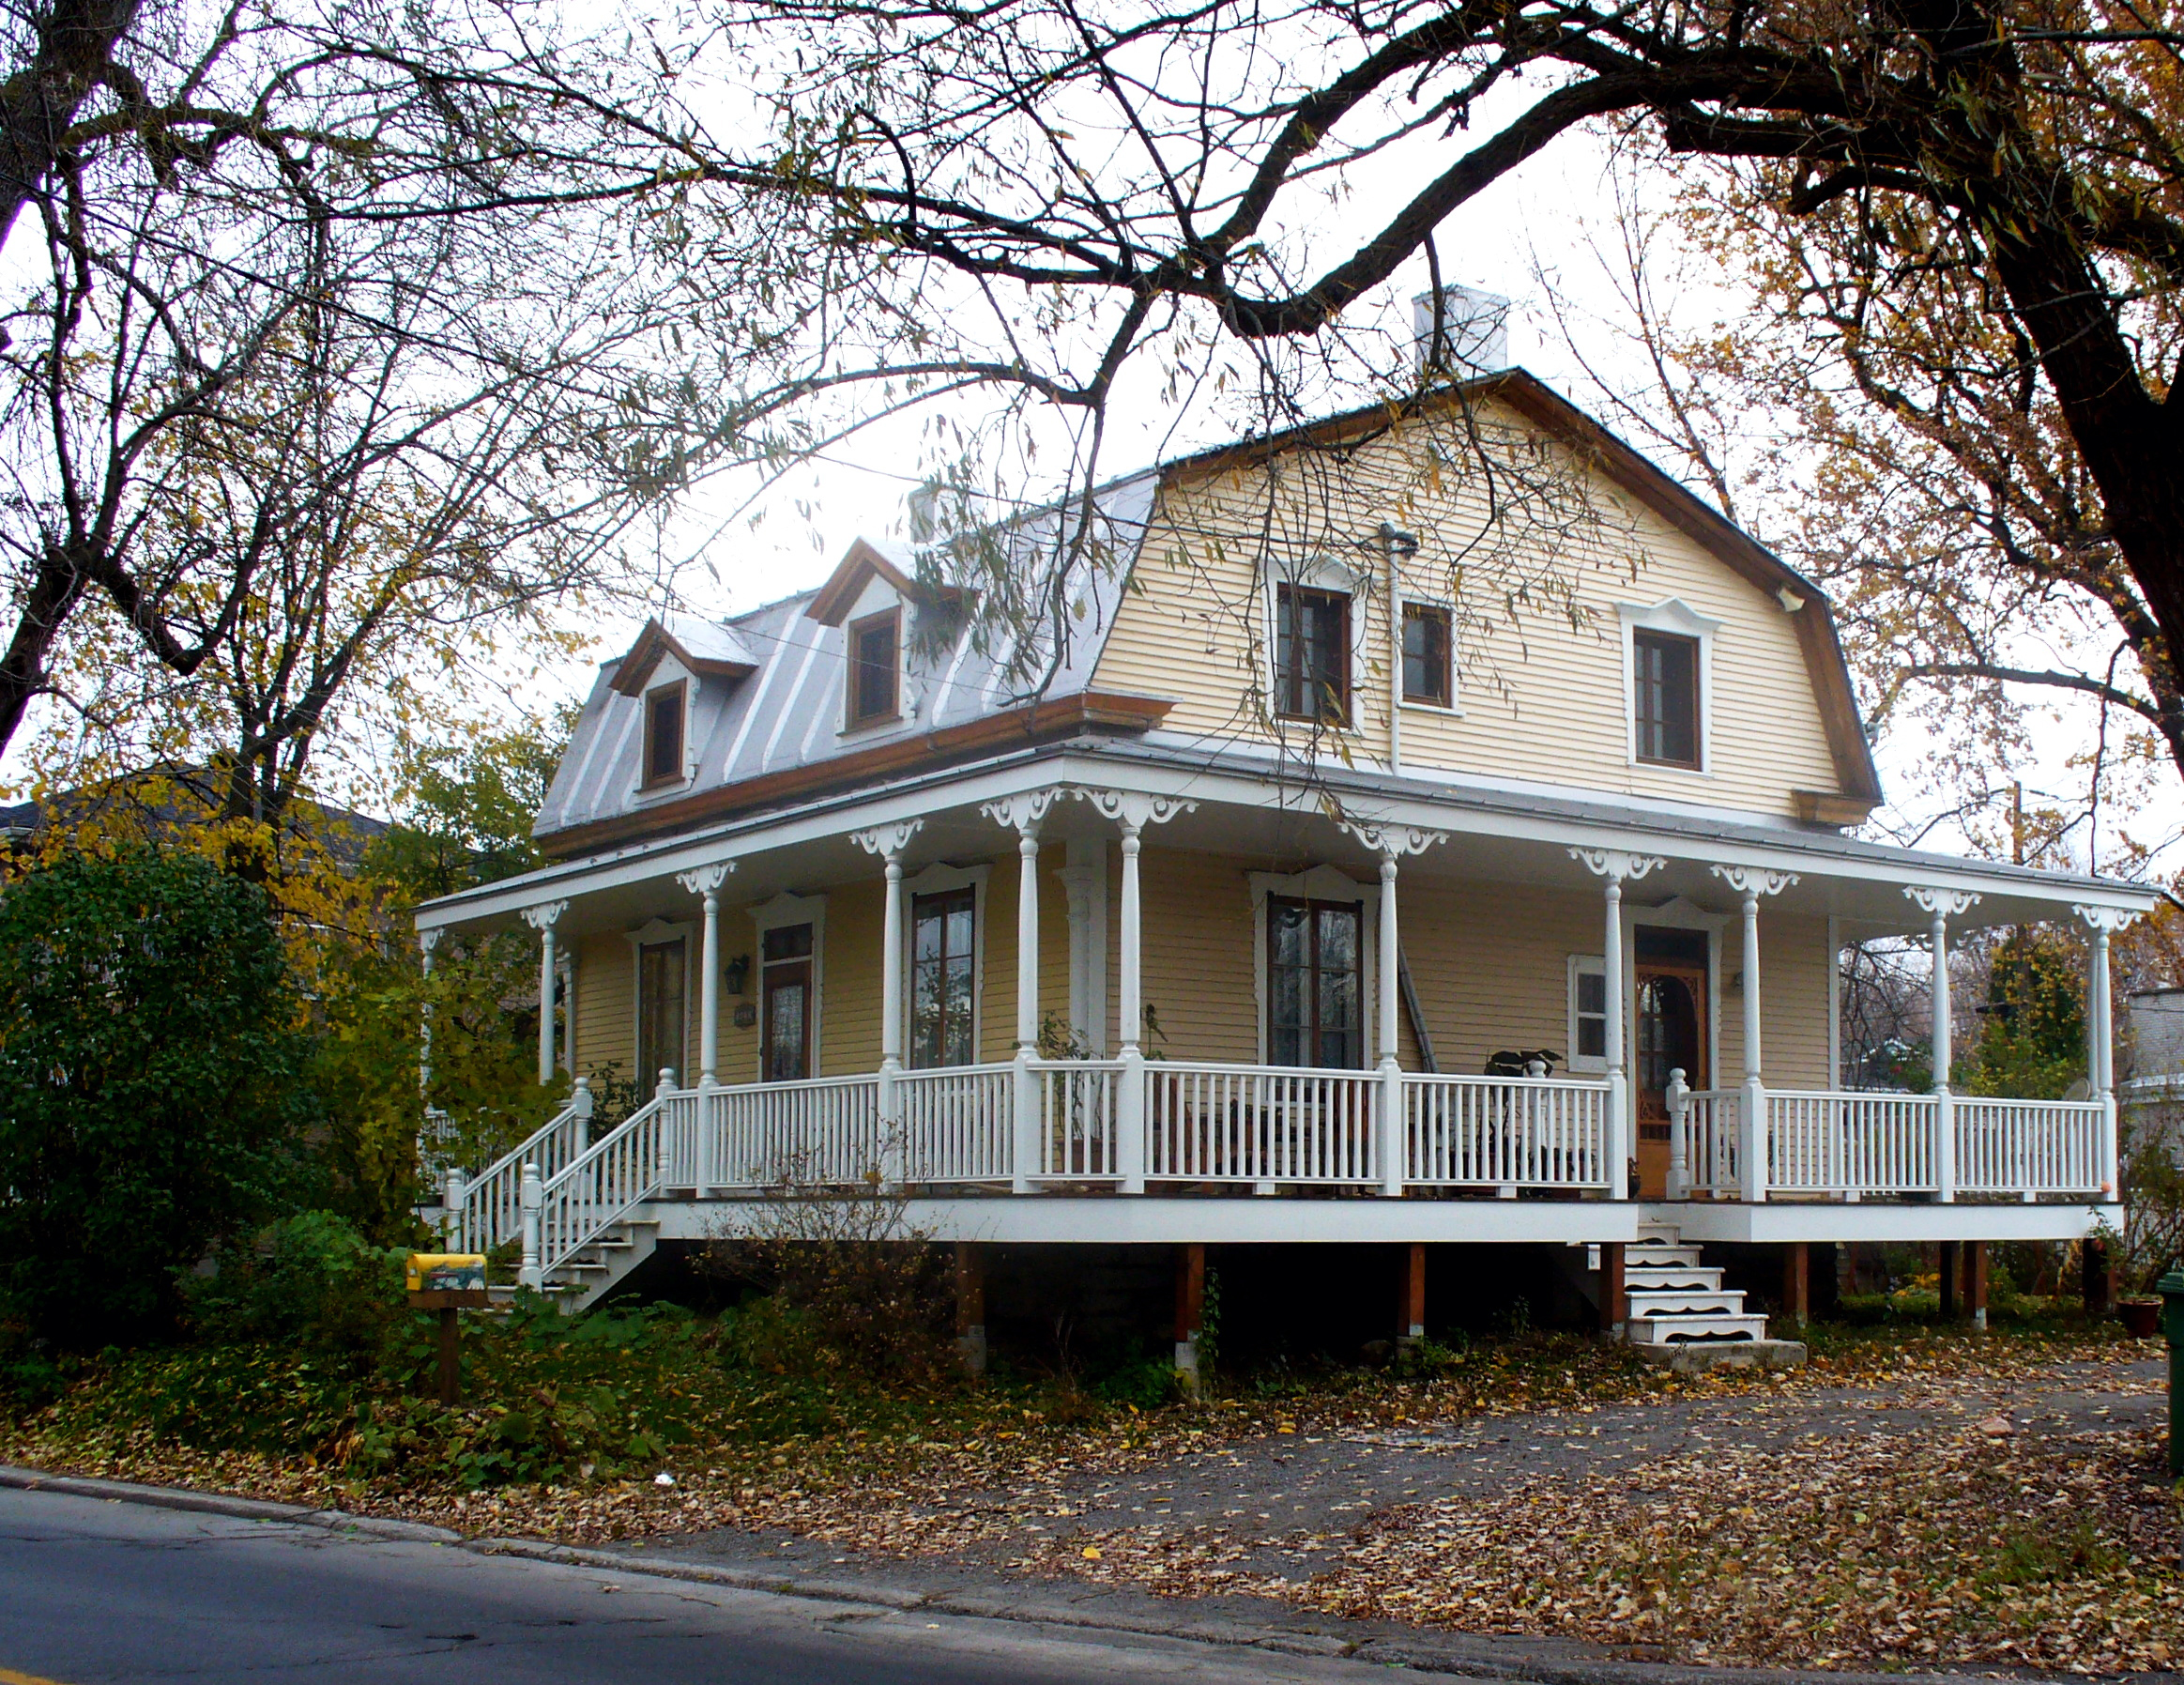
[1092,399,1844,820]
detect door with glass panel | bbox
[635,936,687,1090]
[1634,927,1708,1197]
[761,923,814,1081]
[1263,895,1368,1179]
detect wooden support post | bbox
[1968,1241,1989,1332]
[436,1307,460,1406]
[1398,1243,1427,1345]
[1174,1242,1206,1389]
[1598,1241,1626,1336]
[954,1242,987,1375]
[1938,1240,1961,1321]
[2085,1233,2116,1318]
[1781,1242,1810,1329]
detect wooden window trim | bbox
[1274,582,1352,725]
[1400,601,1454,707]
[846,607,903,730]
[1632,628,1702,770]
[642,681,687,789]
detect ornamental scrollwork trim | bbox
[850,819,924,859]
[1903,886,1981,917]
[675,862,734,897]
[1336,819,1448,859]
[1709,864,1799,897]
[979,787,1068,835]
[1077,789,1199,831]
[1568,847,1665,882]
[2073,903,2138,935]
[519,899,569,931]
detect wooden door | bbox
[1635,964,1706,1197]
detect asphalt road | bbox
[0,1485,1398,1685]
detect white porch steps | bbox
[1621,1220,1770,1344]
[541,1218,659,1312]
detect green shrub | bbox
[0,849,316,1346]
[181,1211,408,1358]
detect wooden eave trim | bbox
[807,537,969,627]
[609,620,756,697]
[539,689,1176,859]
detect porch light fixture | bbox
[724,953,751,996]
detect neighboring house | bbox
[417,326,2152,1357]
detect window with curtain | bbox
[761,923,814,1081]
[910,886,976,1066]
[1267,895,1363,1067]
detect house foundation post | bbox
[1598,1241,1626,1337]
[521,900,569,1087]
[1781,1243,1810,1329]
[1968,1241,1989,1332]
[1938,1240,1961,1321]
[1174,1242,1206,1392]
[2085,1233,2116,1318]
[1398,1243,1427,1347]
[954,1242,987,1375]
[853,821,924,1188]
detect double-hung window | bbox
[1401,603,1454,707]
[848,608,901,728]
[1266,895,1363,1068]
[643,682,685,788]
[909,886,976,1067]
[1632,629,1700,768]
[1275,584,1351,724]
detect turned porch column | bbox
[1080,789,1199,1195]
[417,927,441,1100]
[983,790,1064,1193]
[1710,866,1797,1204]
[521,900,569,1086]
[2075,903,2135,1202]
[1905,887,1979,1202]
[1340,820,1447,1199]
[676,862,735,1087]
[1571,850,1664,1198]
[853,819,924,1187]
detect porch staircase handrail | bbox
[523,1088,671,1291]
[445,1078,593,1254]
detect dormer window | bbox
[1275,583,1351,724]
[644,682,686,788]
[1633,629,1700,768]
[848,608,901,728]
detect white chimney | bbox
[1413,284,1511,379]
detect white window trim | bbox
[1247,864,1378,1067]
[748,890,828,1080]
[1398,595,1464,716]
[625,916,695,1088]
[1616,596,1720,775]
[1263,555,1373,736]
[1567,954,1607,1073]
[630,651,700,802]
[902,860,990,1066]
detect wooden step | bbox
[1626,1265,1723,1291]
[1627,1311,1770,1344]
[1627,1288,1747,1318]
[1627,1243,1704,1267]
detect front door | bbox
[1634,927,1708,1198]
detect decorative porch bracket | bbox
[2074,902,2138,1200]
[1570,850,1665,1199]
[1077,789,1199,1193]
[1708,865,1798,1203]
[519,900,569,1087]
[982,789,1070,1192]
[1905,886,1981,1202]
[1339,820,1449,1197]
[852,820,926,1187]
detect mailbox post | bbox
[406,1253,491,1406]
[2160,1269,2184,1477]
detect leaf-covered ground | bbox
[5,1323,2176,1675]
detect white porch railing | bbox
[1146,1063,1382,1185]
[1764,1090,1939,1197]
[442,1078,593,1253]
[709,1073,882,1187]
[898,1062,1016,1182]
[1405,1073,1609,1190]
[1955,1096,2105,1199]
[1679,1087,1743,1197]
[1032,1058,1123,1179]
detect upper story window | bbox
[643,682,686,788]
[847,608,901,729]
[1401,603,1453,707]
[1632,629,1700,768]
[1275,583,1351,724]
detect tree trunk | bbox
[0,0,140,246]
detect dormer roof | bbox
[804,536,967,627]
[610,612,759,697]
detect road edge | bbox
[0,1463,2008,1685]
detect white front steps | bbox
[543,1218,660,1312]
[1622,1221,1770,1344]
